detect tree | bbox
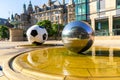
[36,20,64,39]
[52,23,58,39]
[52,23,64,40]
[0,25,9,40]
[36,20,54,36]
[52,23,58,33]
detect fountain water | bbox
[11,46,120,79]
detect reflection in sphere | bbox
[62,21,94,53]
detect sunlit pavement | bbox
[0,40,120,80]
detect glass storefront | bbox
[116,0,120,9]
[95,20,109,36]
[113,18,120,35]
[95,18,120,36]
[75,0,89,21]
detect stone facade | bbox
[9,28,24,41]
[10,0,76,30]
[9,1,34,31]
[67,0,75,23]
[33,0,67,25]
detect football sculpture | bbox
[26,25,48,45]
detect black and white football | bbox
[26,25,48,45]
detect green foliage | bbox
[0,25,9,39]
[37,20,51,28]
[58,24,64,30]
[36,20,64,38]
[52,24,58,33]
[52,23,64,39]
[52,23,64,33]
[36,20,54,36]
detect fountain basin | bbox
[12,46,120,79]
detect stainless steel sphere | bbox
[62,21,94,53]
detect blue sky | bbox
[0,0,67,19]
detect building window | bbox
[77,15,86,21]
[35,15,37,18]
[97,0,105,12]
[55,11,58,14]
[50,12,53,15]
[77,0,86,4]
[117,0,120,8]
[50,17,53,21]
[76,4,88,20]
[47,13,49,16]
[56,16,58,20]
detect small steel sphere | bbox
[62,21,94,53]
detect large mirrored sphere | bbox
[26,25,48,45]
[62,21,94,53]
